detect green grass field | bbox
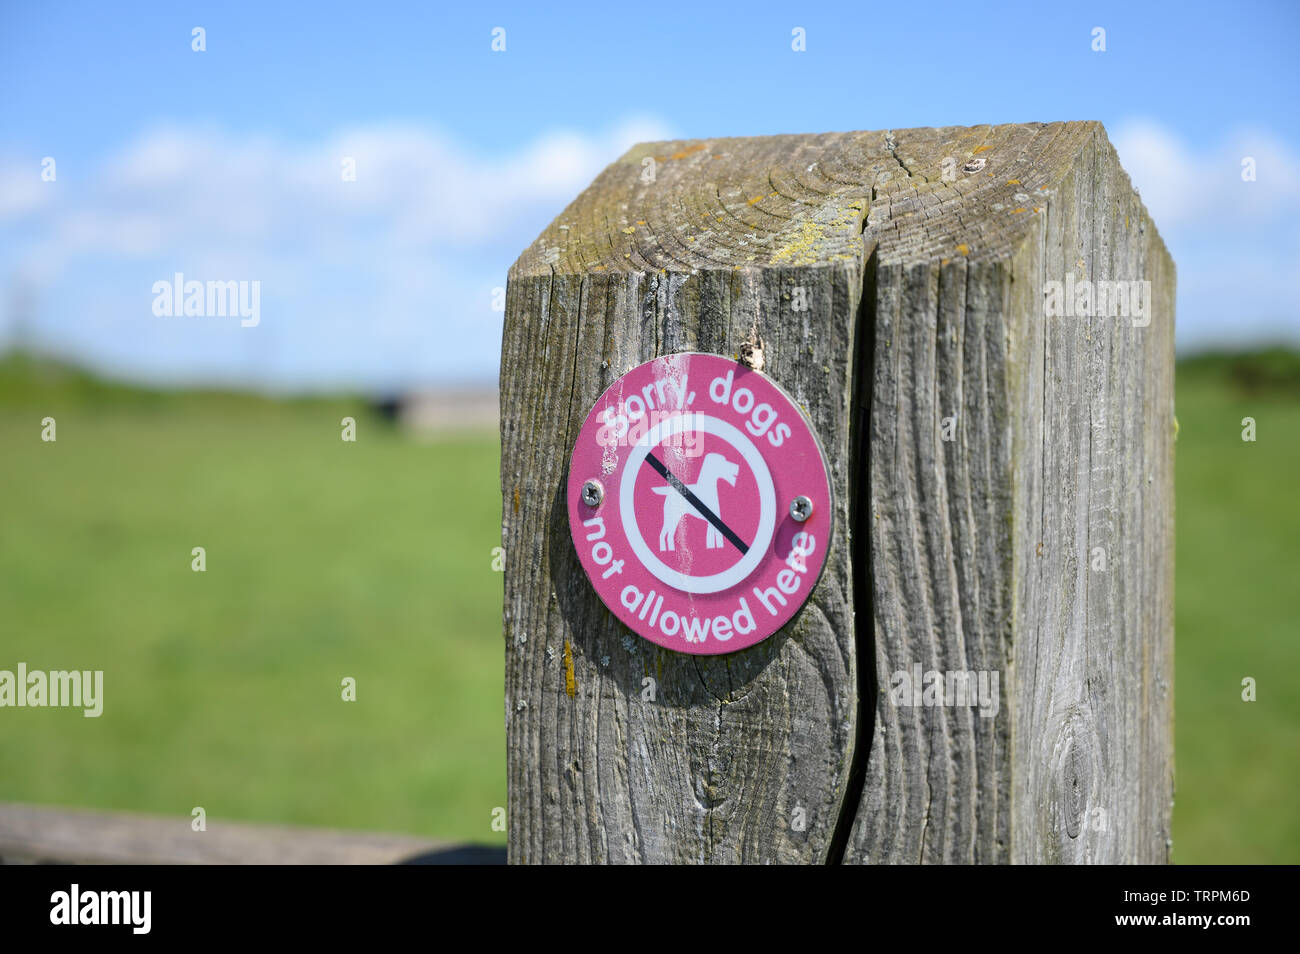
[0,350,1296,861]
[0,355,505,844]
[1170,350,1300,864]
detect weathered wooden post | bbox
[501,122,1174,864]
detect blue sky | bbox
[2,0,1298,391]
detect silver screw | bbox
[790,495,813,522]
[581,480,604,507]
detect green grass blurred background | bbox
[0,350,1296,861]
[0,354,505,845]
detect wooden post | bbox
[501,122,1174,864]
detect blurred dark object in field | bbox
[372,395,403,422]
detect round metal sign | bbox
[566,352,833,655]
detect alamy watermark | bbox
[1044,272,1151,327]
[152,273,260,327]
[0,663,103,717]
[50,884,150,934]
[889,662,1000,718]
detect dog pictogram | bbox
[651,452,739,551]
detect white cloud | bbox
[24,116,673,253]
[1110,119,1300,350]
[0,116,672,388]
[7,116,1294,383]
[1111,119,1300,228]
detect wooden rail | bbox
[0,803,503,865]
[501,122,1174,864]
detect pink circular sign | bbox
[567,352,833,655]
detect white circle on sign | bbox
[619,413,776,594]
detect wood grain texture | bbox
[1002,128,1177,864]
[503,122,1174,864]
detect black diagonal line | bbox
[644,451,749,555]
